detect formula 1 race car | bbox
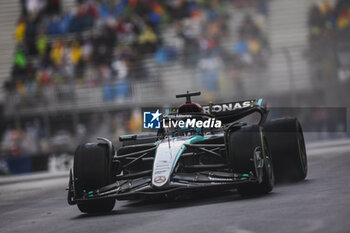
[67,91,307,214]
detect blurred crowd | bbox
[308,0,350,92]
[233,14,269,67]
[308,0,350,40]
[5,0,270,106]
[0,109,142,157]
[1,120,46,157]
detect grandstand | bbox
[1,0,284,115]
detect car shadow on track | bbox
[71,189,277,219]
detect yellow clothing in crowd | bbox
[319,0,333,15]
[337,13,350,30]
[138,27,157,44]
[50,41,64,66]
[15,22,26,44]
[248,39,261,54]
[71,42,82,65]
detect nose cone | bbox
[152,139,186,187]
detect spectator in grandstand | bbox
[25,17,38,55]
[36,33,48,57]
[112,57,128,80]
[319,0,333,16]
[137,26,158,54]
[14,46,27,71]
[335,0,350,30]
[128,109,142,134]
[50,38,64,67]
[15,18,26,44]
[234,14,268,67]
[234,36,251,66]
[196,52,223,92]
[154,44,178,64]
[308,4,323,36]
[70,40,83,66]
[26,0,45,18]
[178,18,200,67]
[46,0,61,15]
[1,126,23,157]
[21,121,40,155]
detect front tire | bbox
[74,143,115,213]
[237,137,274,196]
[228,125,274,196]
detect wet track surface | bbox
[1,147,350,233]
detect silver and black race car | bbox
[67,91,307,214]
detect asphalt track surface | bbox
[1,144,350,233]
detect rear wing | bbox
[166,98,268,125]
[204,98,269,125]
[202,99,265,114]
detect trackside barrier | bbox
[0,154,48,175]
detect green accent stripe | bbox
[260,131,266,160]
[120,134,136,138]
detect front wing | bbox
[67,170,258,204]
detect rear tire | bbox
[74,143,115,213]
[264,118,307,182]
[228,125,274,196]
